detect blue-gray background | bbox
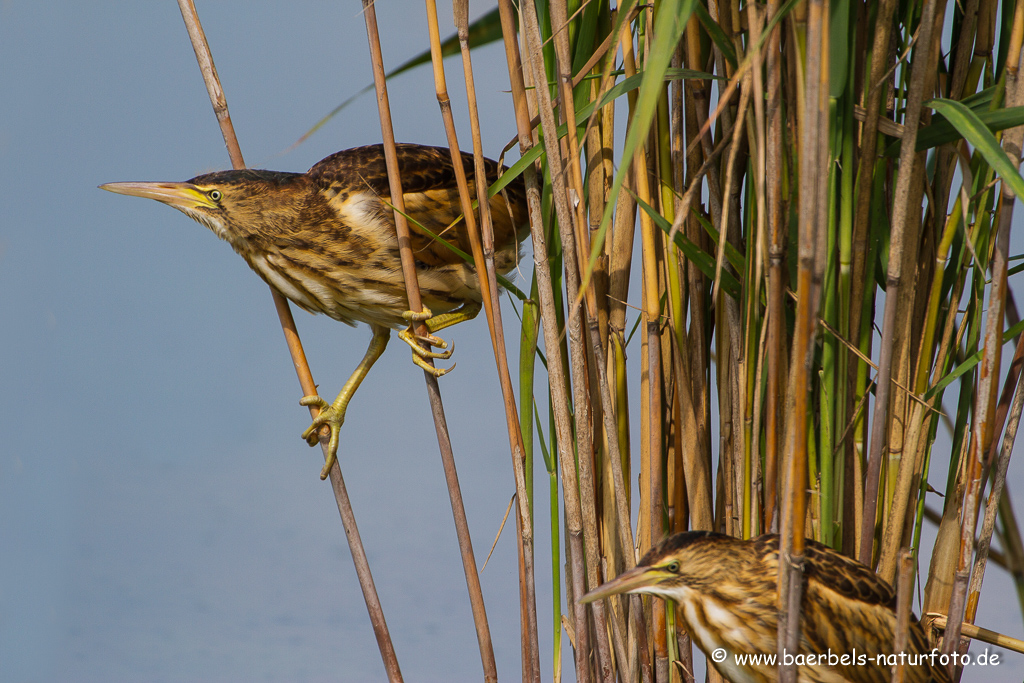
[1,2,1023,682]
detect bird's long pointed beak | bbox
[99,181,217,209]
[580,565,659,604]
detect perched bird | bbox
[101,144,528,477]
[581,531,951,683]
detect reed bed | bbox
[477,0,1024,680]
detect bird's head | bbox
[580,531,739,604]
[100,169,308,245]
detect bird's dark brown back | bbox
[754,535,952,683]
[307,144,528,270]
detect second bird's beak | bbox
[579,565,660,603]
[99,181,218,210]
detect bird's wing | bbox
[756,537,950,683]
[802,540,898,609]
[802,540,950,683]
[308,144,528,270]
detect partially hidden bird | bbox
[101,144,528,478]
[581,531,951,683]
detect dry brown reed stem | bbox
[715,75,752,540]
[997,492,1024,616]
[859,0,939,569]
[542,5,626,682]
[922,506,1012,569]
[928,614,1024,654]
[943,24,1024,670]
[360,2,498,680]
[420,2,542,678]
[681,21,714,523]
[493,4,576,680]
[846,0,897,554]
[706,3,750,537]
[275,292,407,683]
[709,85,749,306]
[877,397,929,580]
[952,0,982,100]
[927,0,981,279]
[174,2,406,680]
[521,4,650,680]
[985,331,1024,470]
[762,8,787,536]
[893,550,915,683]
[535,2,641,679]
[672,23,716,541]
[617,33,673,682]
[598,20,647,675]
[630,73,720,544]
[965,350,1024,631]
[596,9,635,572]
[668,39,698,544]
[502,2,594,681]
[745,0,768,540]
[878,2,946,583]
[494,7,638,166]
[448,12,546,683]
[778,0,828,676]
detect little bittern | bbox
[582,532,951,683]
[101,144,528,477]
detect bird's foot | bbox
[400,307,455,378]
[299,394,347,480]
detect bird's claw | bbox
[417,332,448,350]
[299,394,346,480]
[412,353,455,377]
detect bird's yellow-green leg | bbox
[398,302,482,376]
[301,324,390,479]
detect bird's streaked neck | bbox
[176,205,233,243]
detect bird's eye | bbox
[666,561,681,574]
[209,190,222,202]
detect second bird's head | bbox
[580,531,744,604]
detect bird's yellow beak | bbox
[99,181,218,210]
[579,565,662,603]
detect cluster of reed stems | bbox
[176,0,1024,680]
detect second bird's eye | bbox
[209,190,222,202]
[666,561,680,573]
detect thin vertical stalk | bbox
[846,0,896,557]
[545,2,616,680]
[965,352,1024,626]
[764,0,786,534]
[500,1,594,680]
[175,2,404,681]
[423,2,542,679]
[682,12,715,535]
[893,549,914,683]
[944,20,1024,670]
[745,0,769,541]
[361,2,496,680]
[779,0,829,678]
[859,0,939,568]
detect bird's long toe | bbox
[299,395,346,479]
[398,329,454,360]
